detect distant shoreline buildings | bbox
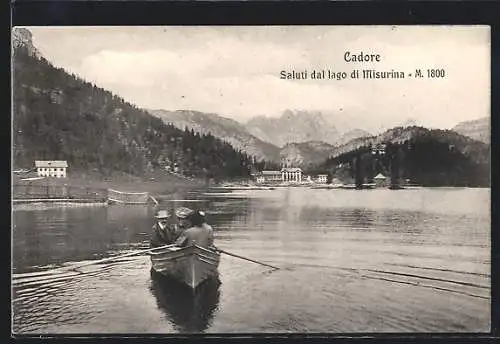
[35,160,68,178]
[254,167,329,185]
[255,167,302,184]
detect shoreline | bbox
[12,199,108,204]
[12,172,210,201]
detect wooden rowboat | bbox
[148,244,220,289]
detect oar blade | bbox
[216,248,281,270]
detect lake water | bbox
[12,187,491,334]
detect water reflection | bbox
[106,204,150,223]
[12,205,155,273]
[149,270,221,333]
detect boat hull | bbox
[149,245,220,289]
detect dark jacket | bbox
[150,222,177,247]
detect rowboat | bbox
[148,244,220,289]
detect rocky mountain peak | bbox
[12,28,42,58]
[246,109,339,147]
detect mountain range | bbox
[317,125,490,187]
[150,107,489,169]
[328,125,489,161]
[150,108,373,166]
[245,110,341,146]
[451,117,489,144]
[149,109,281,162]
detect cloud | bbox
[79,49,211,87]
[26,26,490,129]
[195,74,360,117]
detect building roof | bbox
[374,173,386,180]
[35,160,68,168]
[262,170,281,175]
[317,174,328,177]
[281,167,302,172]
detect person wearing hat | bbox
[174,206,195,232]
[175,209,214,248]
[150,209,176,248]
[155,206,195,245]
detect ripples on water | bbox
[12,188,490,334]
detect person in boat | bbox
[171,206,195,235]
[199,210,215,247]
[150,209,177,248]
[175,209,214,249]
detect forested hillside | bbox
[150,109,281,162]
[12,40,264,180]
[309,126,490,187]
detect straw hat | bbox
[155,210,170,219]
[175,207,194,219]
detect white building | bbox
[261,170,282,183]
[255,168,303,184]
[35,160,68,178]
[255,175,265,183]
[317,174,328,183]
[281,167,302,183]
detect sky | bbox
[22,26,490,132]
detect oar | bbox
[214,247,280,270]
[12,244,179,285]
[51,244,177,273]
